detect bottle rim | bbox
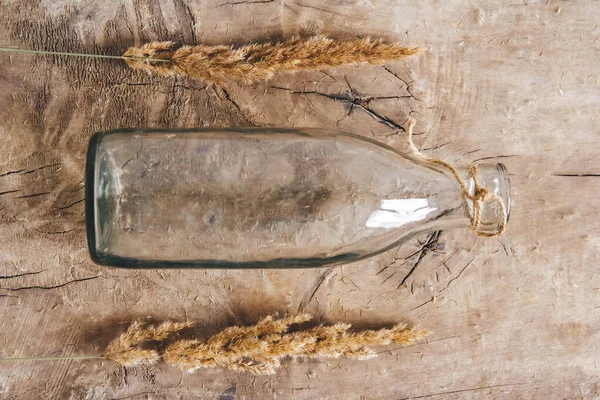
[465,163,511,234]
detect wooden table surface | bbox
[1,1,598,399]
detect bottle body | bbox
[86,128,510,268]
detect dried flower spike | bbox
[103,320,192,366]
[123,36,422,85]
[0,316,426,376]
[158,315,427,375]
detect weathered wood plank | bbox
[0,0,598,398]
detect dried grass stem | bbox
[123,36,422,84]
[103,315,427,375]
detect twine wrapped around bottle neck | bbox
[405,120,508,237]
[425,160,507,236]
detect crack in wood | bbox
[421,141,451,152]
[381,266,402,285]
[220,87,242,112]
[380,335,462,354]
[0,169,26,178]
[499,240,511,257]
[442,257,475,291]
[297,267,334,312]
[553,173,600,177]
[21,163,62,175]
[52,198,85,211]
[15,191,51,199]
[35,227,79,235]
[177,0,198,43]
[399,382,530,399]
[1,275,100,291]
[411,298,434,311]
[271,85,408,132]
[0,270,44,279]
[111,391,154,400]
[0,189,20,196]
[472,154,518,162]
[398,231,441,288]
[463,149,482,156]
[219,0,275,6]
[292,2,348,16]
[381,65,422,102]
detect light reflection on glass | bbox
[365,199,435,229]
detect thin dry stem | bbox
[123,36,422,85]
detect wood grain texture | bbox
[0,0,598,399]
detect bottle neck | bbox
[463,163,510,235]
[423,163,511,235]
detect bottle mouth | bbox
[465,163,511,234]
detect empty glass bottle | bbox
[86,128,510,268]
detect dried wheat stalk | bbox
[103,315,427,375]
[122,36,422,85]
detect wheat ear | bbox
[1,316,426,375]
[122,36,422,85]
[161,315,427,375]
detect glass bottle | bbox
[86,128,510,268]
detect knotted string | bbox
[404,119,508,237]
